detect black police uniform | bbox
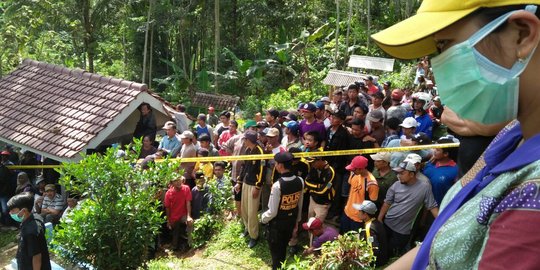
[263,172,303,270]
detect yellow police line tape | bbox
[7,143,459,169]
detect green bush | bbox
[282,230,375,270]
[53,142,181,270]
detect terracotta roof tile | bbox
[0,59,154,160]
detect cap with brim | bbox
[353,200,377,215]
[370,0,531,59]
[302,217,323,230]
[162,121,176,130]
[393,161,417,173]
[179,131,194,139]
[244,120,257,129]
[45,184,56,192]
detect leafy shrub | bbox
[282,230,375,270]
[53,142,181,270]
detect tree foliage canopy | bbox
[0,0,420,110]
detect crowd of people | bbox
[127,71,461,268]
[0,70,460,269]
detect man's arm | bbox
[186,201,193,226]
[429,207,439,218]
[32,253,42,270]
[378,202,391,222]
[261,182,281,224]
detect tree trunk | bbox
[142,0,154,84]
[367,0,371,49]
[82,0,93,72]
[214,0,220,93]
[345,0,352,64]
[149,22,154,89]
[335,0,340,68]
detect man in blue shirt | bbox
[423,138,459,205]
[158,121,181,157]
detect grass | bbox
[0,229,17,249]
[146,220,272,270]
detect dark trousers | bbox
[384,223,410,257]
[171,217,188,250]
[268,218,296,270]
[328,172,343,218]
[339,213,363,234]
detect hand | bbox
[234,183,241,193]
[362,135,376,143]
[303,247,314,256]
[252,188,260,199]
[167,221,172,230]
[186,216,194,226]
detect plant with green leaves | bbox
[283,230,375,270]
[53,140,181,270]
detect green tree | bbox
[53,142,181,269]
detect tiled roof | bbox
[322,70,378,87]
[192,92,240,110]
[0,59,152,160]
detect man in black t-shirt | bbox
[8,192,51,270]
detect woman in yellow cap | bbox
[373,1,540,269]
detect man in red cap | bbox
[340,156,379,234]
[302,217,339,255]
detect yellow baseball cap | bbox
[372,0,540,59]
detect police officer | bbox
[261,152,304,270]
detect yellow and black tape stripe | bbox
[6,143,459,169]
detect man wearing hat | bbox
[324,110,350,219]
[366,109,386,145]
[158,121,181,157]
[282,121,302,150]
[370,152,397,209]
[36,184,65,224]
[378,161,438,256]
[353,200,389,267]
[261,152,304,270]
[341,156,379,234]
[179,131,197,188]
[304,153,335,223]
[406,92,434,139]
[302,217,339,255]
[299,103,326,144]
[236,130,265,248]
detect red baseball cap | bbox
[391,89,404,101]
[208,106,215,111]
[345,156,368,171]
[302,217,323,230]
[0,151,10,156]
